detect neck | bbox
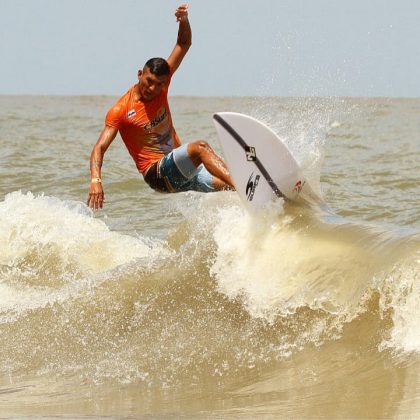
[134,83,143,102]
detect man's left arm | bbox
[167,4,191,73]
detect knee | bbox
[188,140,211,157]
[194,140,211,151]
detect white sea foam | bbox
[379,259,420,354]
[0,191,172,319]
[203,193,420,355]
[209,205,369,322]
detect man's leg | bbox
[211,175,233,191]
[187,141,234,190]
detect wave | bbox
[0,190,418,388]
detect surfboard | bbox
[213,112,322,210]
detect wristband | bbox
[91,178,102,184]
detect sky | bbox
[0,0,419,97]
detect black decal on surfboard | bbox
[245,146,256,161]
[213,114,285,199]
[246,173,260,201]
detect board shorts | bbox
[143,144,215,193]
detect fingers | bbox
[176,3,189,11]
[175,3,189,21]
[87,191,105,210]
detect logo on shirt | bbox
[143,107,168,132]
[128,109,136,118]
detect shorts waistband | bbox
[143,160,174,193]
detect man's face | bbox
[138,67,169,101]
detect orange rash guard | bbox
[105,71,181,175]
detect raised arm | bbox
[87,125,118,210]
[166,3,192,73]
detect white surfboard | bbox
[213,112,323,210]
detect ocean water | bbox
[0,95,419,419]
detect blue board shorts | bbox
[143,144,215,193]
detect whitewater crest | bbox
[0,191,173,321]
[0,189,418,393]
[178,193,420,356]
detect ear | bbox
[137,69,142,80]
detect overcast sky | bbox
[1,0,419,97]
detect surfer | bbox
[87,3,234,210]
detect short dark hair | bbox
[144,57,170,76]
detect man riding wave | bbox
[87,4,234,210]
